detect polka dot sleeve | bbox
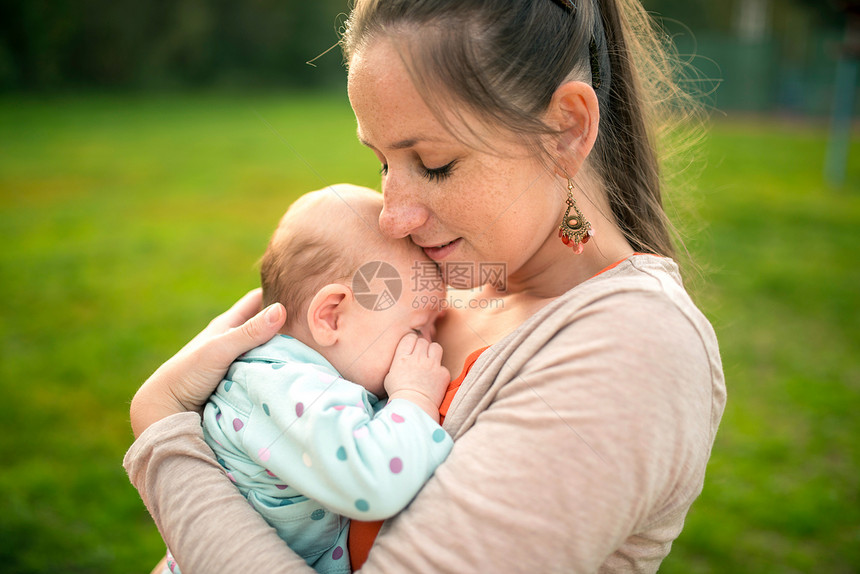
[204,359,453,522]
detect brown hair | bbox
[260,225,357,329]
[342,0,704,259]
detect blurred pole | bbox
[733,0,772,112]
[734,0,769,43]
[825,4,859,188]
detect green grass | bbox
[659,118,860,574]
[1,94,858,573]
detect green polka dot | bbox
[432,428,446,443]
[336,446,347,461]
[262,403,270,416]
[224,380,233,392]
[355,499,370,512]
[310,509,325,521]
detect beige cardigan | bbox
[125,254,726,573]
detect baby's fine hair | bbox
[260,218,359,329]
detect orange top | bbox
[439,346,490,424]
[347,254,641,570]
[348,346,489,571]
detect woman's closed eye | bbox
[421,159,457,183]
[379,159,458,182]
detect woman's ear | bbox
[306,284,353,347]
[546,80,600,178]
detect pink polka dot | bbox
[258,447,270,462]
[296,402,304,417]
[353,427,369,439]
[389,457,403,474]
[266,469,276,477]
[232,418,244,432]
[227,472,236,483]
[333,405,346,411]
[275,484,288,490]
[391,413,405,423]
[332,546,344,560]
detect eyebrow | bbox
[390,139,420,149]
[357,131,425,151]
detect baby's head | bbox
[261,184,446,396]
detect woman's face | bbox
[347,39,565,288]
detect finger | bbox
[208,302,286,361]
[204,289,264,335]
[186,289,265,350]
[394,332,419,356]
[411,337,430,357]
[428,341,443,363]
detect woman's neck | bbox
[434,198,635,371]
[499,219,635,300]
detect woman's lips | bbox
[421,238,461,261]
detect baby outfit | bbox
[168,334,453,574]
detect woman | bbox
[126,0,726,572]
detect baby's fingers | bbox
[428,341,443,363]
[393,332,419,357]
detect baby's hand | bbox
[384,333,450,423]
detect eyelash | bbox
[379,160,457,183]
[422,160,457,182]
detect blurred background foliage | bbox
[1,0,858,573]
[0,0,857,114]
[0,0,347,90]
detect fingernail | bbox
[264,304,281,326]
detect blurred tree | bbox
[643,0,851,114]
[0,0,347,90]
[643,0,847,34]
[642,0,734,32]
[0,0,849,91]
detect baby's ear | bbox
[306,284,352,347]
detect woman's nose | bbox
[378,178,429,239]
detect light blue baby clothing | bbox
[166,334,453,574]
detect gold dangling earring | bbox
[557,178,593,254]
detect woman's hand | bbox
[130,289,286,438]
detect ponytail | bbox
[592,0,674,256]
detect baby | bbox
[165,185,452,574]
